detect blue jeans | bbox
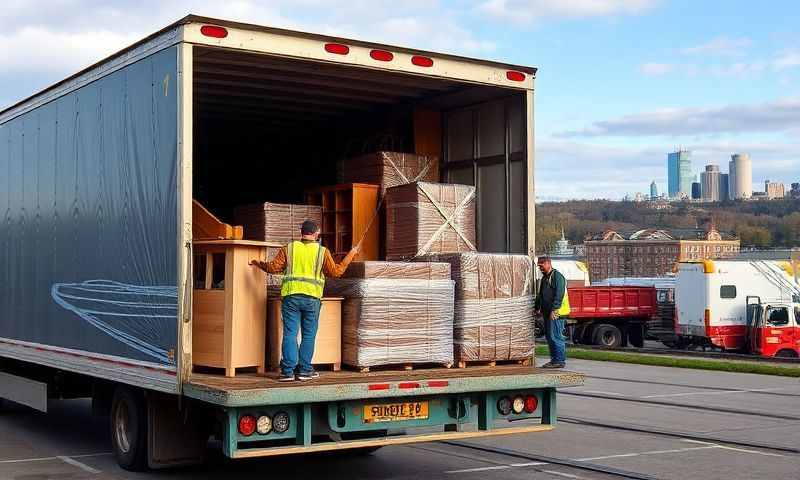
[544,312,566,364]
[280,294,321,376]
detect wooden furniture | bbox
[192,239,277,377]
[267,297,343,371]
[193,199,243,240]
[305,183,379,261]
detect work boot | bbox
[296,370,320,381]
[277,373,296,382]
[541,361,565,369]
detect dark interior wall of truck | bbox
[191,46,528,254]
[0,46,180,367]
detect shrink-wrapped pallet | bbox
[385,182,476,260]
[234,202,322,244]
[342,261,451,280]
[338,151,439,197]
[324,278,455,369]
[421,253,535,364]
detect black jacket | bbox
[535,269,566,312]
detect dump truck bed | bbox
[184,365,583,407]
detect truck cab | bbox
[746,297,800,358]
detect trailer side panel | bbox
[0,46,180,391]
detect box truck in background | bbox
[0,15,582,471]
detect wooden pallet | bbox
[456,358,532,369]
[346,362,453,373]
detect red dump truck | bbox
[566,286,658,348]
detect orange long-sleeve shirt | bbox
[254,242,357,278]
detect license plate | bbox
[363,401,429,423]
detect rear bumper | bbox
[231,424,554,458]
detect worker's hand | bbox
[548,311,558,321]
[351,242,362,256]
[249,259,260,267]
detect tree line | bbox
[536,198,800,253]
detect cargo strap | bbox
[415,183,477,257]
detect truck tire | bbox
[592,324,622,348]
[110,387,148,471]
[775,349,798,358]
[628,325,645,348]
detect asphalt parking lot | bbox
[1,359,798,480]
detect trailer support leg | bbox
[542,388,557,425]
[297,404,312,446]
[478,394,493,431]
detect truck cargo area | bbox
[192,45,527,254]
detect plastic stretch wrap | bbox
[234,202,322,244]
[343,261,451,280]
[385,182,477,260]
[338,151,439,197]
[324,279,455,368]
[421,253,535,363]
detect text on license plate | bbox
[363,401,429,423]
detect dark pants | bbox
[280,294,321,376]
[543,310,566,364]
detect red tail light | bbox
[370,49,394,61]
[238,415,256,436]
[324,43,350,55]
[524,395,538,413]
[506,71,526,82]
[411,55,434,67]
[200,25,228,38]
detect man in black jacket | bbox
[534,256,567,368]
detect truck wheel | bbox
[775,349,798,358]
[628,326,645,348]
[592,325,622,348]
[110,387,148,471]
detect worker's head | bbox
[537,256,552,275]
[300,219,321,241]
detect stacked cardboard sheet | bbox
[422,253,535,364]
[338,152,439,197]
[342,261,451,280]
[233,202,322,244]
[325,276,454,369]
[385,182,477,260]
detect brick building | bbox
[584,228,739,281]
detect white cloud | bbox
[681,36,752,57]
[477,0,659,25]
[639,62,674,76]
[560,98,800,137]
[774,50,800,71]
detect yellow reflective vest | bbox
[281,240,326,298]
[558,290,571,316]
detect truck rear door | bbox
[441,93,530,255]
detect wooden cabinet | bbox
[305,183,379,261]
[192,240,277,377]
[267,297,343,371]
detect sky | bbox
[1,0,798,200]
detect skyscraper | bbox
[700,164,721,201]
[719,173,729,201]
[667,149,692,198]
[650,180,658,200]
[691,182,702,199]
[729,153,752,199]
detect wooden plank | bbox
[192,199,244,240]
[413,108,442,158]
[231,425,555,458]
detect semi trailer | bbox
[0,15,583,471]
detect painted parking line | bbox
[0,452,111,465]
[577,390,624,396]
[443,438,783,474]
[57,455,102,474]
[642,387,787,398]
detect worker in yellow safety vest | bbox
[251,219,359,381]
[534,256,570,369]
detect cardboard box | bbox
[421,253,535,364]
[234,202,322,244]
[338,151,439,197]
[325,278,454,369]
[385,182,477,260]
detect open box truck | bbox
[0,15,583,470]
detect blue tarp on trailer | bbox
[0,46,179,368]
